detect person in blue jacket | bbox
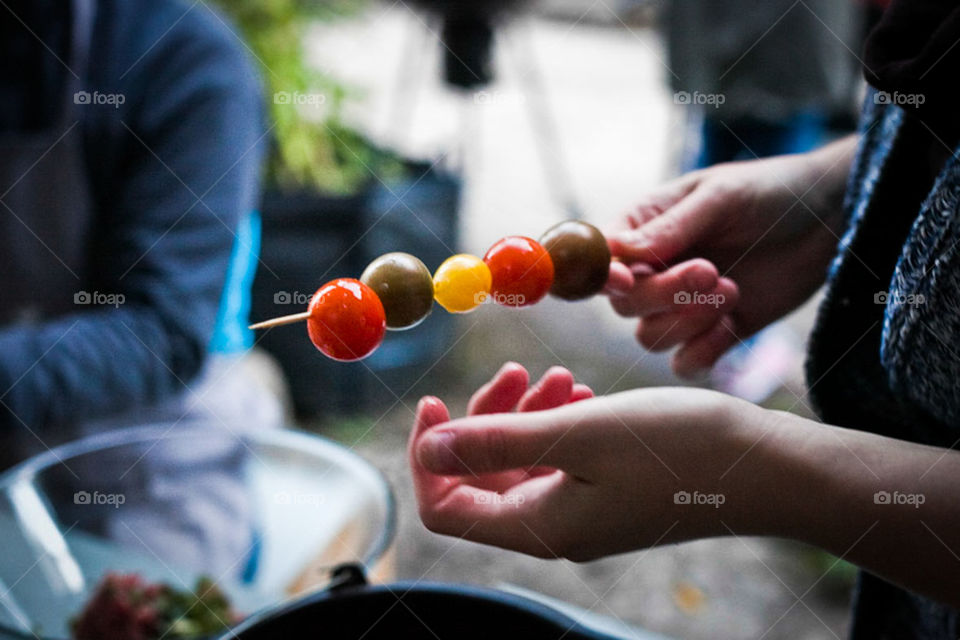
[0,0,280,578]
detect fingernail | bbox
[499,361,520,375]
[417,431,461,473]
[417,396,438,412]
[630,262,656,277]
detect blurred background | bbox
[227,0,873,638]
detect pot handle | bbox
[327,563,368,592]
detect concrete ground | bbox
[294,4,855,639]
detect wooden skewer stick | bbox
[248,311,311,330]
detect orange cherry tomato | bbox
[483,236,554,307]
[307,278,386,361]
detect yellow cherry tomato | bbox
[433,254,492,313]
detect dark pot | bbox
[222,564,623,640]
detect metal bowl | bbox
[0,424,395,639]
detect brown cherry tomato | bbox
[539,220,611,300]
[361,252,435,330]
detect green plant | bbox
[212,0,403,194]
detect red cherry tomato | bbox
[307,278,386,361]
[483,236,554,307]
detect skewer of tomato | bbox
[249,220,612,361]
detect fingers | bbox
[462,365,569,488]
[609,258,719,317]
[415,409,582,476]
[633,277,739,352]
[467,362,529,415]
[672,315,739,378]
[409,396,455,508]
[411,370,597,557]
[604,260,635,295]
[467,364,593,416]
[636,313,717,353]
[609,186,718,266]
[517,366,574,412]
[410,396,451,444]
[570,383,594,403]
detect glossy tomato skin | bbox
[540,220,611,300]
[360,252,434,330]
[307,278,386,361]
[483,236,554,307]
[432,254,492,313]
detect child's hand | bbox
[603,138,857,377]
[408,363,752,560]
[410,362,960,607]
[408,362,591,513]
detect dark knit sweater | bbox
[807,89,960,639]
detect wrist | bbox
[666,395,782,542]
[725,407,883,551]
[712,405,833,541]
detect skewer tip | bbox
[248,310,311,330]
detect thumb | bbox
[609,189,718,266]
[415,410,581,476]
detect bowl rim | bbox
[0,423,397,640]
